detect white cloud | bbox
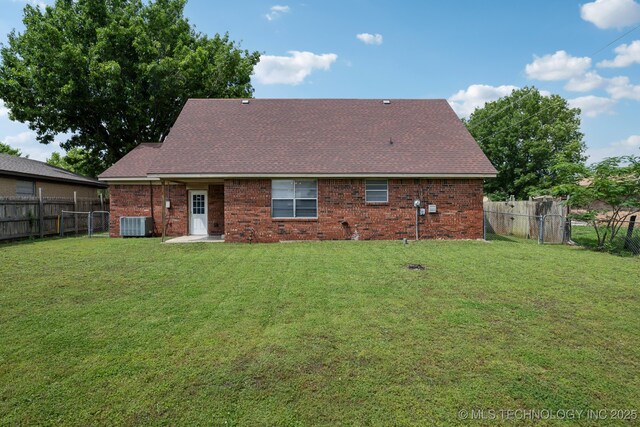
[12,0,47,8]
[561,71,640,100]
[2,130,62,161]
[598,40,640,67]
[253,51,338,85]
[4,131,34,146]
[587,135,640,163]
[617,134,640,147]
[0,100,8,118]
[523,47,640,101]
[565,71,606,92]
[265,5,290,21]
[568,95,617,117]
[580,0,640,29]
[270,5,289,12]
[356,33,383,45]
[605,75,640,99]
[447,84,518,117]
[525,51,592,81]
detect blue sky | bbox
[1,0,639,163]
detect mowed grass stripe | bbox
[0,238,638,425]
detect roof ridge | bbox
[185,98,448,101]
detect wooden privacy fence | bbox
[484,199,568,244]
[0,192,107,241]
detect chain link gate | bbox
[59,210,110,237]
[89,211,110,237]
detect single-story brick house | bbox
[98,99,496,242]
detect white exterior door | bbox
[189,190,208,235]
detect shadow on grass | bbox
[486,234,528,243]
[0,235,87,248]
[571,231,639,258]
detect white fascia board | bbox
[98,177,161,182]
[146,173,497,179]
[98,177,160,184]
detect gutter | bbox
[144,173,497,179]
[98,176,161,182]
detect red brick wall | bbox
[224,178,484,243]
[108,184,188,237]
[208,184,224,235]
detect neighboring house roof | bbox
[98,143,163,179]
[100,99,497,179]
[0,154,106,187]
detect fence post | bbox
[88,212,92,238]
[565,195,571,243]
[73,191,78,236]
[38,187,44,238]
[538,215,545,244]
[60,210,65,237]
[624,215,637,253]
[483,211,486,240]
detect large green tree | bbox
[0,0,260,176]
[0,141,23,157]
[465,87,586,200]
[556,156,640,250]
[47,149,98,177]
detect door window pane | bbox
[192,194,205,214]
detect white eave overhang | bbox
[144,172,497,179]
[98,176,161,182]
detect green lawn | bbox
[1,237,639,425]
[571,224,640,256]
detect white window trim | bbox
[365,179,388,203]
[271,179,318,219]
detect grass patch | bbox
[571,224,640,256]
[1,237,639,425]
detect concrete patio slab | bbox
[163,235,225,244]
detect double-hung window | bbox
[272,179,318,218]
[16,180,35,196]
[365,179,388,203]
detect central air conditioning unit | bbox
[120,216,153,237]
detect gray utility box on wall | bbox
[120,216,153,237]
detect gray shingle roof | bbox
[98,143,162,179]
[0,154,106,187]
[100,99,497,179]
